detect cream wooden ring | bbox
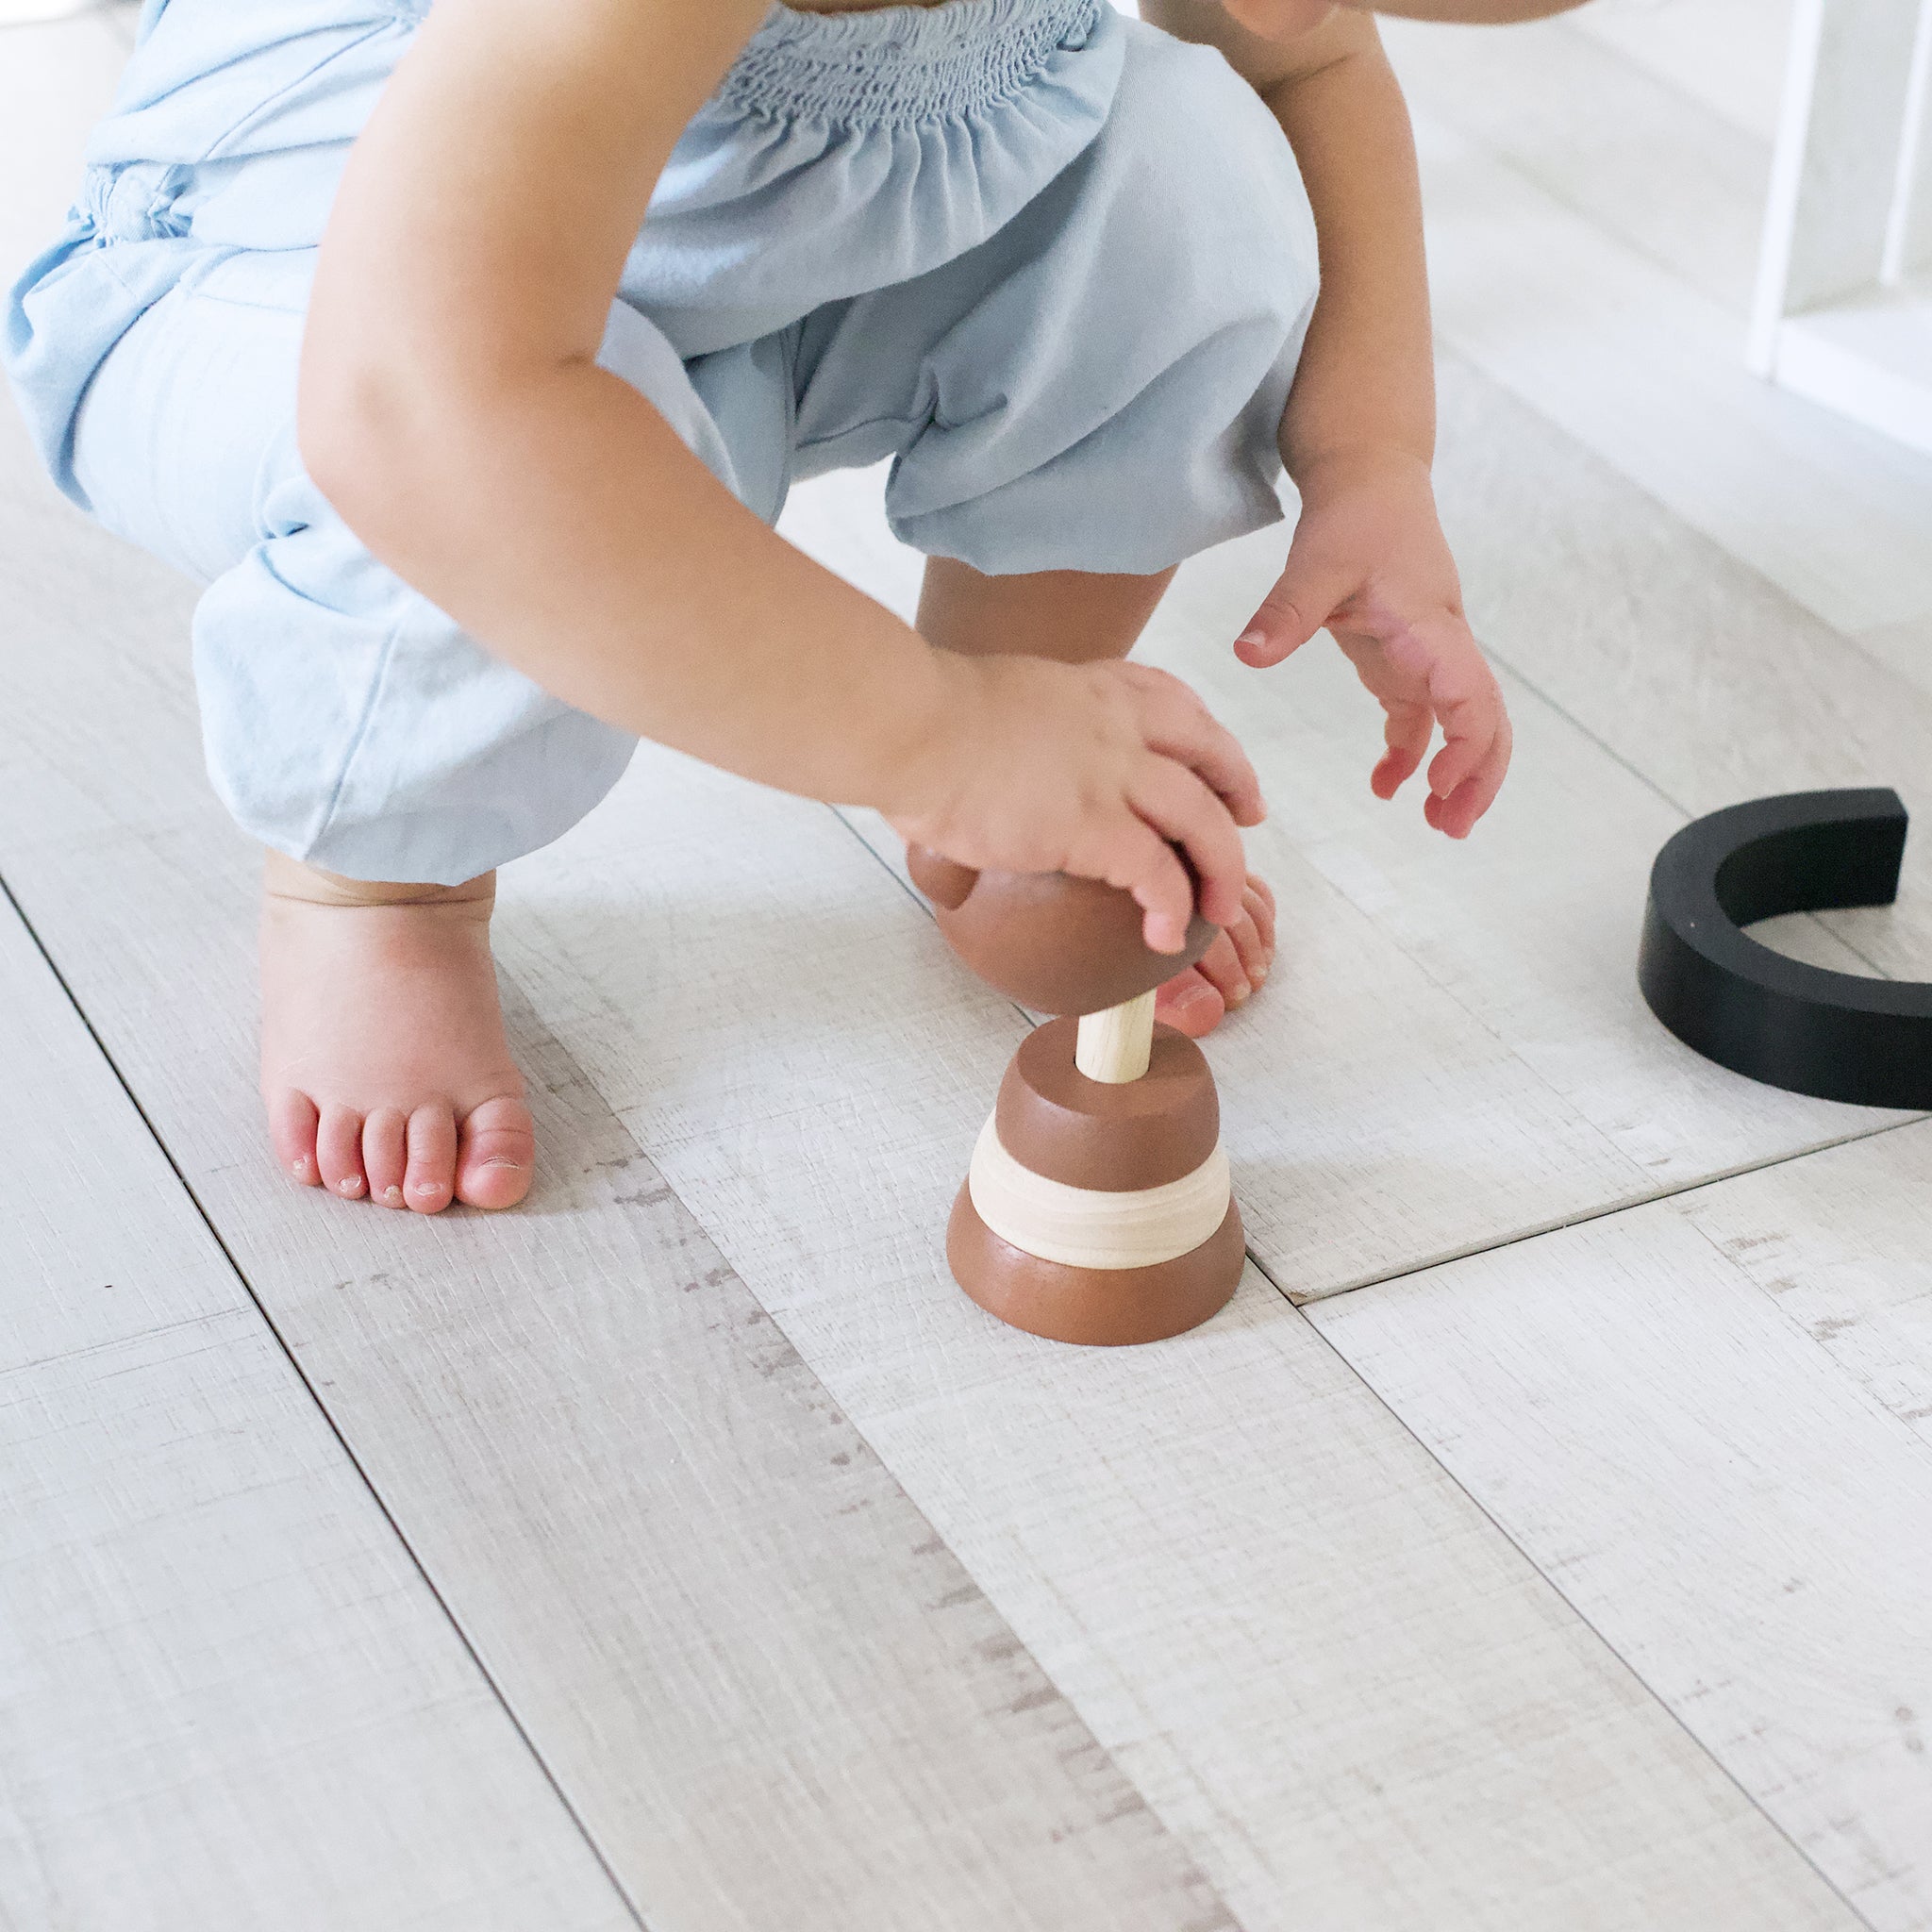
[966,1116,1232,1271]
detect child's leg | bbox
[65,264,770,1211]
[915,558,1275,1035]
[915,559,1174,664]
[784,19,1310,1035]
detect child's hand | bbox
[1235,447,1511,837]
[890,655,1264,956]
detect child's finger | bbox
[1422,716,1510,837]
[1433,712,1513,837]
[1235,552,1358,669]
[1108,819,1200,954]
[1424,690,1498,798]
[1129,762,1249,929]
[1129,667,1266,824]
[1192,930,1253,1007]
[1372,700,1432,799]
[1243,877,1276,959]
[1425,724,1509,835]
[1421,630,1506,801]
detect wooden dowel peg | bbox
[1075,991,1157,1084]
[920,858,1243,1344]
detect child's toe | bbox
[316,1105,368,1198]
[1156,965,1226,1038]
[270,1089,323,1187]
[1193,929,1253,1008]
[404,1102,458,1213]
[362,1107,409,1208]
[457,1096,535,1210]
[1242,876,1276,966]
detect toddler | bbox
[6,0,1564,1213]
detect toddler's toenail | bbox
[482,1157,524,1170]
[290,1159,308,1177]
[383,1186,403,1205]
[338,1178,362,1195]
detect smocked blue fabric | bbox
[633,0,1120,355]
[5,0,1317,884]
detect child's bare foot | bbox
[1156,874,1275,1039]
[259,853,534,1213]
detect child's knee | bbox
[1106,22,1320,329]
[876,28,1318,577]
[68,268,306,585]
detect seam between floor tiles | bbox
[0,868,655,1932]
[16,798,1886,1927]
[3,863,1247,1932]
[830,796,1892,1928]
[1261,1108,1926,1307]
[825,799,1926,1307]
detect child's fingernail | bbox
[1237,629,1265,650]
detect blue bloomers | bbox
[5,0,1317,884]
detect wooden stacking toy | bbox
[908,848,1244,1346]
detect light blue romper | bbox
[5,0,1317,885]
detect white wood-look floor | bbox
[4,6,1930,1929]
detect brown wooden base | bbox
[947,1187,1244,1346]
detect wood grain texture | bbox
[1386,50,1932,634]
[1428,350,1932,987]
[1074,992,1156,1084]
[1380,12,1774,311]
[784,462,1913,1260]
[0,23,1912,1924]
[0,895,636,1932]
[1679,1120,1932,1446]
[0,413,1236,1932]
[490,749,1858,1931]
[1855,613,1932,698]
[1573,0,1796,143]
[1309,1122,1932,1932]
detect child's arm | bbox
[1146,0,1513,838]
[299,0,1258,949]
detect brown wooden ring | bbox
[907,848,1219,1016]
[947,1189,1244,1346]
[993,1017,1219,1191]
